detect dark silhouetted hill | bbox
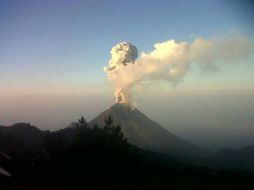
[0,123,46,158]
[217,145,254,172]
[0,119,254,189]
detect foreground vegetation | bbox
[0,117,254,190]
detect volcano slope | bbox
[88,103,208,157]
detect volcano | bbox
[89,103,207,156]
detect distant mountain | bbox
[0,123,45,156]
[217,145,254,172]
[88,103,209,157]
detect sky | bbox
[0,0,254,149]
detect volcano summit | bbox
[89,103,207,156]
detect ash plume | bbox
[104,42,138,103]
[104,35,253,105]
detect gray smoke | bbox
[104,35,254,105]
[104,42,138,103]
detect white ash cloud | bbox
[104,35,254,104]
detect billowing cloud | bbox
[104,35,254,105]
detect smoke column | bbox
[104,42,138,103]
[104,35,254,105]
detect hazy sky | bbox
[0,0,254,149]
